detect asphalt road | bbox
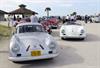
[0,22,100,68]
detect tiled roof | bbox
[0,10,8,14]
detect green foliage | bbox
[0,25,11,37]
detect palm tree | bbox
[45,7,51,17]
[72,12,77,16]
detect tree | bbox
[19,4,26,8]
[45,7,51,17]
[72,12,77,16]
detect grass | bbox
[0,25,11,38]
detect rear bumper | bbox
[8,53,59,62]
[95,21,100,23]
[61,34,86,39]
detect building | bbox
[0,10,8,21]
[9,4,38,18]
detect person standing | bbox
[70,14,76,22]
[66,15,69,22]
[30,12,38,23]
[84,15,89,23]
[89,16,93,23]
[7,15,14,27]
[62,16,66,24]
[7,15,11,27]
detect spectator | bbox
[7,15,11,27]
[70,15,76,22]
[84,15,88,23]
[89,16,93,23]
[66,15,69,22]
[7,15,14,27]
[30,12,38,23]
[25,16,31,22]
[62,16,66,24]
[14,18,21,27]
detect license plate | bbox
[31,50,41,56]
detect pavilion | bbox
[9,4,38,18]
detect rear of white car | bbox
[94,16,100,23]
[60,24,86,40]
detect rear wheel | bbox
[46,58,54,60]
[13,61,21,63]
[80,38,85,40]
[51,27,57,29]
[61,37,65,40]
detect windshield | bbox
[18,25,44,33]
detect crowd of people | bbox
[62,14,93,24]
[7,12,38,27]
[7,12,98,28]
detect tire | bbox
[80,38,85,40]
[61,37,65,40]
[48,31,52,34]
[46,58,54,60]
[13,61,20,63]
[51,27,57,29]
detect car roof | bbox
[16,22,42,28]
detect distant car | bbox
[48,18,59,29]
[9,23,59,62]
[60,22,86,40]
[92,16,100,23]
[41,17,59,29]
[41,21,52,34]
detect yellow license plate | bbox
[31,50,41,56]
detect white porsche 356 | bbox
[9,23,59,62]
[60,22,86,40]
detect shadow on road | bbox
[16,46,84,68]
[51,30,59,37]
[57,33,100,42]
[84,33,100,42]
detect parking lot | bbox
[0,22,100,68]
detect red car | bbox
[41,21,52,34]
[48,18,59,29]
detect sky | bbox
[0,0,100,16]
